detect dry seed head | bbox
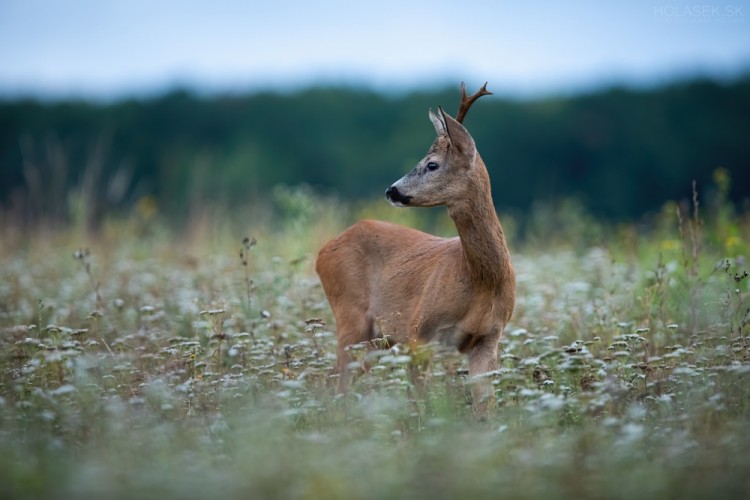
[200,309,226,317]
[304,318,325,326]
[243,236,257,250]
[73,248,91,260]
[240,237,256,266]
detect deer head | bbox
[385,82,492,208]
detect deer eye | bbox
[426,162,440,172]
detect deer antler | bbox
[455,82,492,124]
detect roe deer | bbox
[316,83,515,405]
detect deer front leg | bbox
[467,332,501,412]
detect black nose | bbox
[386,185,412,205]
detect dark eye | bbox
[426,162,440,172]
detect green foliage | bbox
[1,192,749,498]
[1,78,749,227]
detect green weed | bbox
[0,188,749,499]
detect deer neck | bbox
[447,161,510,289]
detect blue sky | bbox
[1,0,749,99]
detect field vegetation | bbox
[1,175,749,498]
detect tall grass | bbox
[1,185,749,499]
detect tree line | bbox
[1,76,748,228]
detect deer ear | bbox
[439,107,476,162]
[429,108,447,136]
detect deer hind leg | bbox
[333,308,374,392]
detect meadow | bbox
[1,182,749,499]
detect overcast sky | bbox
[1,0,749,99]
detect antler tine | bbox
[455,81,493,124]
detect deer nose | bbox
[385,185,412,205]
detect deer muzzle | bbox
[385,185,412,206]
